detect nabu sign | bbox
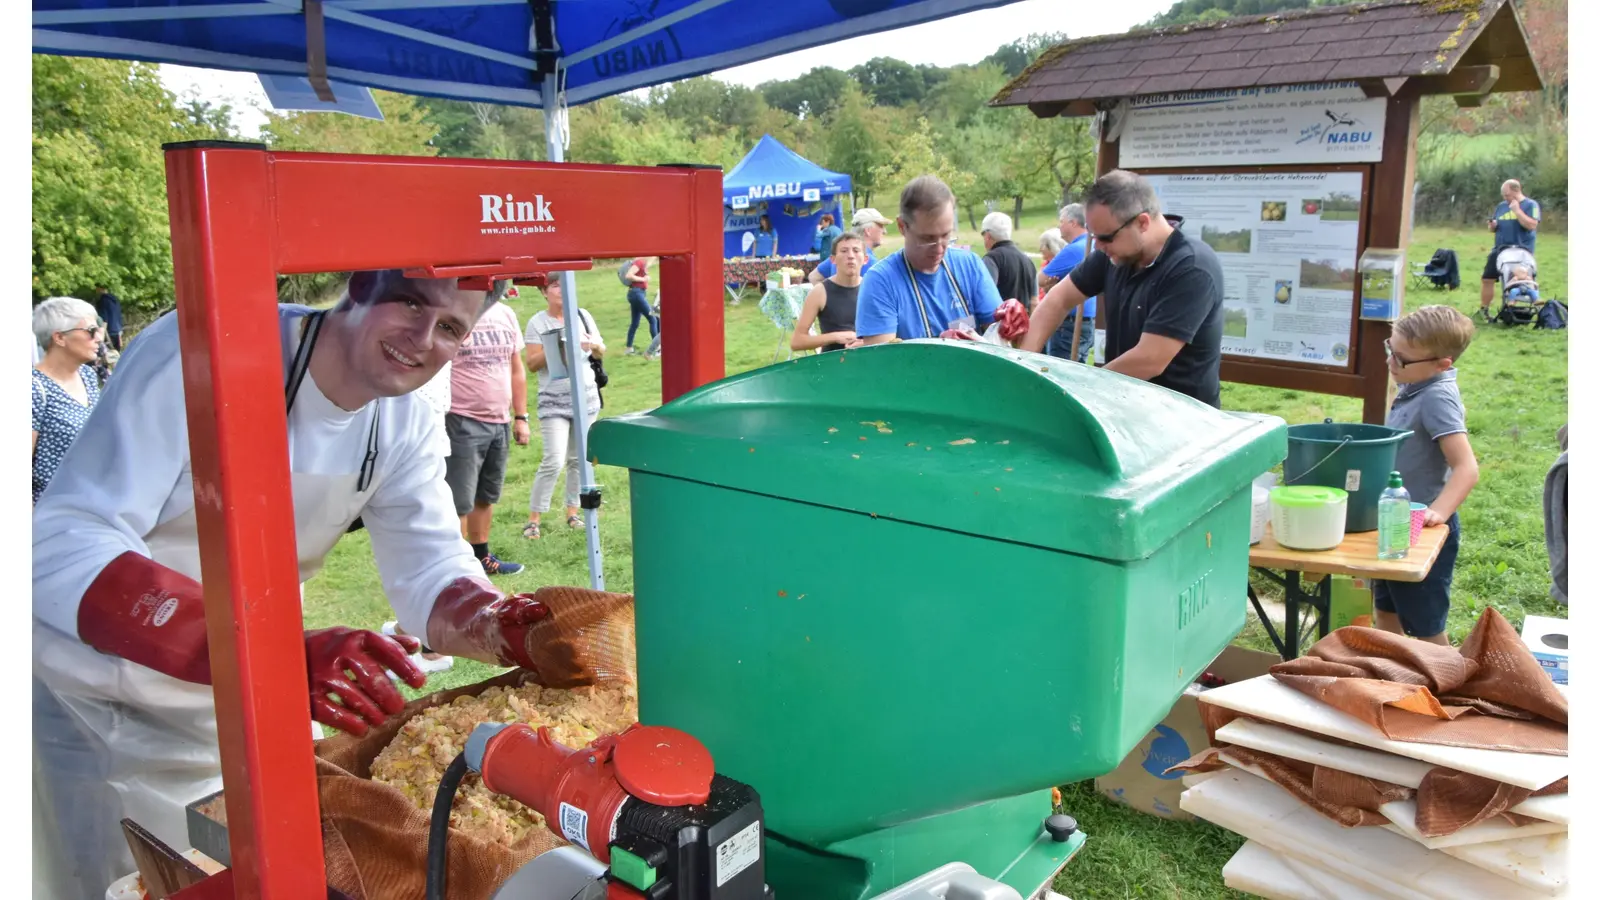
[744,182,802,200]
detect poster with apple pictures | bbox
[1146,171,1362,369]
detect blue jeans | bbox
[1372,513,1460,638]
[626,287,658,348]
[1046,311,1094,363]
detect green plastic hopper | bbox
[589,341,1286,898]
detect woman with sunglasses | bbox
[31,296,103,504]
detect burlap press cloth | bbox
[311,586,636,900]
[1179,607,1567,837]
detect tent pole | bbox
[543,73,606,591]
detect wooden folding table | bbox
[1248,522,1450,659]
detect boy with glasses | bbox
[1372,305,1480,645]
[855,175,1028,344]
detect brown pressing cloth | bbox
[1267,606,1566,755]
[310,586,636,900]
[1168,745,1568,838]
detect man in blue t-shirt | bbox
[1038,204,1098,363]
[810,207,889,284]
[857,176,1023,343]
[1478,178,1540,322]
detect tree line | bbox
[32,0,1565,314]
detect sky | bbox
[157,0,1175,137]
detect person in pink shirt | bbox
[445,294,531,574]
[623,256,658,358]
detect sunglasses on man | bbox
[1091,212,1146,245]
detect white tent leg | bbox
[543,74,605,591]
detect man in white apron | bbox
[32,271,571,899]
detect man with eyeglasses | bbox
[32,271,630,897]
[855,175,1029,345]
[1017,169,1225,408]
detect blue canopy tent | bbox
[723,134,850,259]
[33,0,1020,593]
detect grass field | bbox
[301,222,1567,899]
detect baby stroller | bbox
[1494,246,1543,326]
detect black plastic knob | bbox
[1044,814,1078,842]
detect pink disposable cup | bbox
[1410,503,1427,544]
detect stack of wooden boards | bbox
[1179,673,1569,899]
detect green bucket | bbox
[1284,419,1413,533]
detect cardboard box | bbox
[1520,615,1569,685]
[1095,644,1281,820]
[1327,575,1375,632]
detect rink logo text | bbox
[481,193,555,224]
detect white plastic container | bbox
[1250,472,1279,545]
[1270,486,1348,551]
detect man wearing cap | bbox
[809,207,891,284]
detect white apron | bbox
[32,312,382,899]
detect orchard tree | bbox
[32,55,230,311]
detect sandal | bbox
[567,514,583,529]
[522,521,542,539]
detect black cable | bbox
[426,753,471,900]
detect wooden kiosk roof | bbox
[992,0,1543,116]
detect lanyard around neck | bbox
[286,311,380,492]
[901,252,970,339]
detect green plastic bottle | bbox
[1377,471,1411,560]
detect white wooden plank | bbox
[1442,833,1567,896]
[1215,718,1571,824]
[1224,840,1395,900]
[1179,769,1560,900]
[1511,793,1571,825]
[1198,675,1567,790]
[1378,799,1566,849]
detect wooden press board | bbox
[1377,798,1566,849]
[1180,769,1562,900]
[1215,718,1571,824]
[1198,676,1568,790]
[1442,832,1568,896]
[1224,840,1393,900]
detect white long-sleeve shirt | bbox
[32,305,481,647]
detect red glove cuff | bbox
[77,551,212,685]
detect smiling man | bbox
[855,175,1027,344]
[31,270,627,898]
[1017,169,1225,407]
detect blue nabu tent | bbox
[722,135,851,259]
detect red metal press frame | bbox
[160,142,725,899]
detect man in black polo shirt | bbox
[1017,169,1225,407]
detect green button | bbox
[611,846,657,890]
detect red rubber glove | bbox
[79,552,428,736]
[306,627,427,736]
[423,577,551,669]
[996,299,1030,341]
[79,551,214,685]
